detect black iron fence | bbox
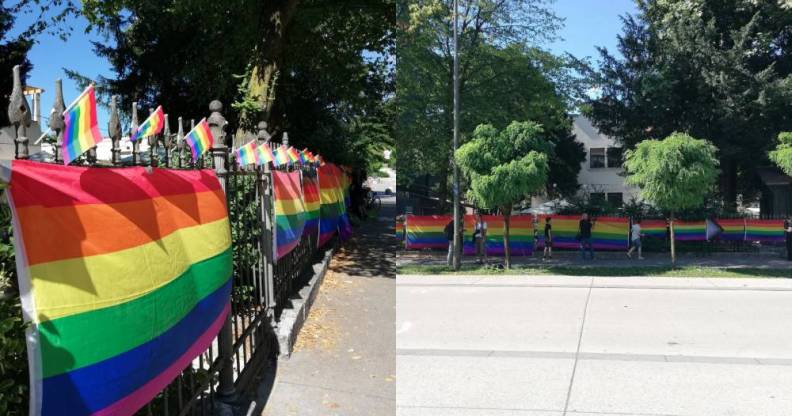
[2,71,331,415]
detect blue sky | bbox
[13,0,639,136]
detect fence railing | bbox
[2,71,331,415]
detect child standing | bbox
[627,220,644,260]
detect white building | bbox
[0,86,45,159]
[572,114,639,205]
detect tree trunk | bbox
[236,0,301,140]
[503,207,511,270]
[719,158,738,212]
[669,212,676,269]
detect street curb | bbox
[275,243,336,359]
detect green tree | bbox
[77,0,394,174]
[397,0,587,205]
[455,121,549,269]
[769,132,792,177]
[587,0,792,210]
[623,133,719,267]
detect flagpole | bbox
[63,83,94,114]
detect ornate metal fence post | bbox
[162,114,171,167]
[131,101,139,165]
[176,117,185,168]
[257,121,277,318]
[109,96,121,166]
[8,65,31,160]
[49,79,65,163]
[208,101,236,402]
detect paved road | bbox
[397,275,792,416]
[261,197,397,416]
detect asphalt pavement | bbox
[397,274,792,416]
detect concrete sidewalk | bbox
[397,274,792,416]
[261,197,397,416]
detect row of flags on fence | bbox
[234,139,322,169]
[62,84,321,168]
[62,85,216,165]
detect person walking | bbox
[627,219,644,260]
[444,218,454,266]
[473,212,488,264]
[542,217,553,260]
[785,216,792,261]
[579,213,594,261]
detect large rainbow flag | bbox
[272,170,306,260]
[745,219,785,243]
[462,215,533,256]
[3,160,232,416]
[62,84,104,165]
[302,171,321,241]
[318,163,347,247]
[715,218,745,241]
[535,215,628,250]
[639,219,668,239]
[404,215,451,250]
[672,220,707,241]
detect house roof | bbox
[757,167,792,186]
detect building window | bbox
[589,148,605,168]
[606,147,623,168]
[607,192,624,206]
[590,192,605,204]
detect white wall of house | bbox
[572,114,640,204]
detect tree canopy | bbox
[770,132,792,177]
[396,0,587,205]
[456,120,549,268]
[77,0,394,173]
[586,0,792,209]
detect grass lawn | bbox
[398,263,792,278]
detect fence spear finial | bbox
[8,65,32,159]
[257,121,271,144]
[282,132,289,146]
[131,101,140,164]
[49,79,66,162]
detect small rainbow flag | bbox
[302,149,314,164]
[5,160,231,416]
[257,143,275,165]
[302,172,320,241]
[274,145,290,167]
[62,84,104,165]
[273,170,306,260]
[235,140,259,167]
[287,146,301,164]
[745,219,785,243]
[184,118,214,160]
[131,105,165,142]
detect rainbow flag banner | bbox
[639,219,668,239]
[3,160,232,416]
[535,215,578,249]
[185,118,214,160]
[405,215,451,250]
[235,140,259,167]
[318,163,347,247]
[274,146,290,167]
[715,218,745,241]
[272,170,306,260]
[131,105,165,142]
[287,146,301,164]
[745,219,785,243]
[302,172,320,241]
[462,215,533,256]
[672,220,707,241]
[62,84,104,165]
[591,217,629,249]
[535,215,628,250]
